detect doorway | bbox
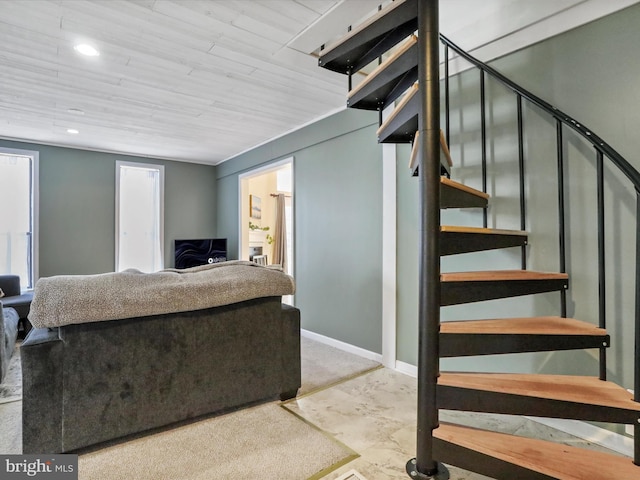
[239,158,294,303]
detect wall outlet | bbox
[626,390,635,437]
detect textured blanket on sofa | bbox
[28,261,295,329]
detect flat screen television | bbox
[175,238,227,269]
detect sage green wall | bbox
[0,139,216,278]
[216,109,384,353]
[396,4,640,391]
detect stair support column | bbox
[407,1,449,479]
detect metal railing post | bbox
[597,150,607,381]
[517,95,527,269]
[444,43,450,149]
[480,71,488,228]
[556,119,567,317]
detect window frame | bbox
[115,160,165,272]
[0,147,39,290]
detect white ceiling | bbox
[0,0,636,165]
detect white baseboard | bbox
[393,361,633,457]
[394,360,418,378]
[301,329,383,363]
[526,416,633,457]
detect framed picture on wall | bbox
[250,194,262,219]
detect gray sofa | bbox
[21,262,300,454]
[0,275,33,336]
[1,302,19,382]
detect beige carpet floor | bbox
[299,337,381,397]
[78,403,356,480]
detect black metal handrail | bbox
[440,34,640,189]
[440,32,640,465]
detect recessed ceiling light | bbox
[74,44,100,56]
[67,128,79,134]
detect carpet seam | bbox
[279,365,384,478]
[282,364,384,404]
[279,403,361,479]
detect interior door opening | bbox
[239,158,294,304]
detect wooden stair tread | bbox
[434,422,639,480]
[441,225,527,236]
[376,83,417,137]
[440,225,528,256]
[409,130,419,171]
[376,81,419,143]
[441,270,569,306]
[441,316,606,336]
[440,317,609,357]
[439,373,640,412]
[348,34,417,100]
[410,130,453,176]
[442,270,568,282]
[440,177,489,200]
[440,177,489,209]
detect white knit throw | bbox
[28,261,295,328]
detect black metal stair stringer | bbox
[440,180,488,209]
[437,383,639,424]
[440,229,527,256]
[377,88,418,143]
[441,275,568,306]
[440,330,610,357]
[318,0,418,75]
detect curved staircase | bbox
[318,1,640,479]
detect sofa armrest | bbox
[0,275,21,298]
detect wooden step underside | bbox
[441,225,527,255]
[441,270,569,306]
[433,422,639,480]
[318,0,417,75]
[348,35,418,110]
[438,373,640,423]
[440,177,488,209]
[440,316,609,357]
